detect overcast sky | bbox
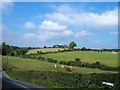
[1,2,118,49]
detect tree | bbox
[63,45,68,48]
[69,41,77,49]
[44,46,47,48]
[37,50,40,53]
[81,47,86,51]
[2,42,11,55]
[28,47,32,50]
[16,48,28,55]
[53,44,59,48]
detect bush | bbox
[47,58,58,63]
[59,61,67,65]
[58,49,60,52]
[37,51,40,53]
[37,56,45,61]
[22,54,31,58]
[67,61,75,66]
[75,58,80,62]
[52,60,58,63]
[6,70,119,89]
[47,58,53,61]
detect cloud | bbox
[24,21,36,30]
[2,3,118,48]
[38,31,61,41]
[45,13,75,25]
[51,4,80,14]
[37,30,73,42]
[33,4,117,43]
[83,8,118,30]
[75,31,93,38]
[109,31,118,35]
[23,5,117,45]
[39,20,67,31]
[63,30,73,36]
[24,33,36,38]
[45,5,117,31]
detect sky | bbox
[1,2,118,49]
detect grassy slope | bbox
[27,48,64,54]
[0,56,2,67]
[2,56,117,74]
[41,51,118,67]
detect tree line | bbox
[1,42,28,56]
[1,41,119,56]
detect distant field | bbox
[2,56,117,74]
[0,56,2,67]
[41,51,118,67]
[27,48,64,54]
[27,48,118,67]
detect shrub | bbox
[22,54,31,58]
[68,61,75,66]
[6,70,118,89]
[75,58,80,62]
[52,60,58,63]
[37,51,40,53]
[58,49,60,52]
[47,58,53,61]
[96,61,100,65]
[37,56,45,61]
[47,58,57,63]
[59,61,67,65]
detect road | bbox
[0,68,51,90]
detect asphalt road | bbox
[1,68,51,90]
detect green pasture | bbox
[41,51,118,67]
[0,56,2,67]
[27,48,64,54]
[2,56,117,74]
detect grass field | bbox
[40,51,118,67]
[0,56,2,67]
[27,48,64,54]
[2,56,117,74]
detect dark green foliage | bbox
[5,69,119,89]
[10,51,16,56]
[69,41,77,49]
[1,42,28,56]
[53,44,64,48]
[47,58,57,63]
[2,42,11,55]
[59,60,118,71]
[75,58,80,62]
[59,61,67,65]
[16,48,28,55]
[37,50,42,54]
[37,50,40,53]
[22,54,31,58]
[28,47,32,50]
[81,47,87,51]
[44,46,47,48]
[58,49,60,52]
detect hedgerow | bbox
[5,69,119,89]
